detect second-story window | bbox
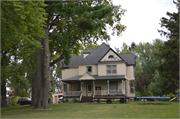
[86,66,92,73]
[106,65,117,74]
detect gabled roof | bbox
[61,43,135,67]
[80,43,110,64]
[83,49,95,54]
[61,55,84,67]
[119,53,135,66]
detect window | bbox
[86,66,92,73]
[63,84,67,92]
[129,81,134,93]
[108,55,114,59]
[106,65,117,74]
[109,81,118,90]
[88,84,92,91]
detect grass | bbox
[1,101,179,118]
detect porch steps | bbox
[81,97,93,102]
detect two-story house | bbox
[61,43,135,101]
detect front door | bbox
[86,84,92,96]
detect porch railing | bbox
[109,90,122,95]
[63,91,81,97]
[95,90,108,96]
[95,89,123,96]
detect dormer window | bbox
[86,66,92,73]
[108,55,114,59]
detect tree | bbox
[134,69,153,96]
[80,42,99,55]
[148,70,163,96]
[158,0,179,40]
[115,43,131,53]
[155,40,179,94]
[133,39,164,75]
[31,0,126,109]
[1,1,47,106]
[156,0,179,94]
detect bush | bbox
[167,92,175,99]
[135,92,141,97]
[11,96,19,106]
[74,97,77,102]
[65,98,69,103]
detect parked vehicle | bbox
[18,97,31,105]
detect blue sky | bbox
[98,0,178,50]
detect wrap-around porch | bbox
[62,78,128,99]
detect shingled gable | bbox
[97,48,127,63]
[80,43,110,65]
[119,53,135,66]
[61,55,84,68]
[61,43,136,68]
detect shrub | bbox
[167,92,175,99]
[65,98,69,103]
[11,96,19,106]
[135,92,141,97]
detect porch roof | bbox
[62,75,125,82]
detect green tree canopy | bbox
[156,0,179,94]
[1,1,47,106]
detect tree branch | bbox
[49,18,85,30]
[49,14,60,30]
[50,54,64,67]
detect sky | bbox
[97,0,178,50]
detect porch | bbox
[62,75,128,100]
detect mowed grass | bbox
[1,101,179,118]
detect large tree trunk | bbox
[41,27,51,109]
[31,37,43,106]
[32,25,51,109]
[1,80,7,107]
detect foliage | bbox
[134,57,142,78]
[148,70,163,96]
[115,43,131,53]
[134,39,164,74]
[158,0,179,40]
[48,0,126,67]
[80,42,99,55]
[1,1,47,105]
[134,69,153,96]
[156,0,179,94]
[167,93,175,99]
[11,96,19,106]
[65,98,69,103]
[135,92,141,97]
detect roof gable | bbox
[99,49,123,62]
[79,72,95,80]
[80,43,110,65]
[119,53,135,66]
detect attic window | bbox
[86,66,92,73]
[108,55,114,59]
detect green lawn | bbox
[1,101,179,118]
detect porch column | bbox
[107,80,109,95]
[122,80,123,94]
[81,82,84,94]
[125,79,127,96]
[93,81,95,95]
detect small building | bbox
[52,88,63,104]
